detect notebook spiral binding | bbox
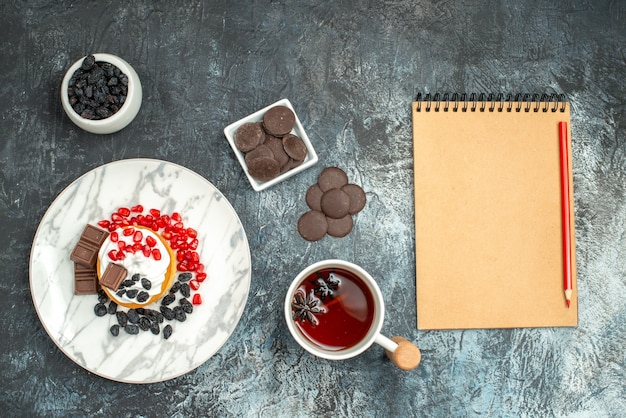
[415,93,568,113]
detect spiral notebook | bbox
[413,93,578,330]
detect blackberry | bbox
[125,324,139,335]
[110,325,120,336]
[126,289,138,299]
[94,303,107,317]
[163,325,173,340]
[173,306,187,322]
[116,311,128,327]
[136,291,149,303]
[180,283,191,298]
[107,301,118,315]
[139,317,151,331]
[141,278,152,290]
[179,298,193,314]
[127,309,140,324]
[178,273,193,282]
[160,306,175,321]
[161,293,175,306]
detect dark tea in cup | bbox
[290,267,376,351]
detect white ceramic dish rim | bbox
[223,98,319,191]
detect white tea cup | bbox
[284,259,420,370]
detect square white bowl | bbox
[224,98,318,191]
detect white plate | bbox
[29,159,251,383]
[224,98,318,191]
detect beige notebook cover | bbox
[413,98,577,330]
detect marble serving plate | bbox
[29,159,251,383]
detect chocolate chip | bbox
[247,156,280,182]
[265,137,290,167]
[263,105,295,137]
[326,215,354,237]
[282,134,307,161]
[306,184,323,211]
[234,122,264,152]
[297,211,328,242]
[318,167,349,192]
[341,183,367,215]
[244,143,274,166]
[320,188,351,219]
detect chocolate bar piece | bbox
[70,225,109,268]
[99,263,127,291]
[81,224,109,247]
[74,263,99,295]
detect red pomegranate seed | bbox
[116,251,125,260]
[108,224,117,232]
[118,241,126,251]
[196,272,207,282]
[131,204,144,212]
[189,239,199,250]
[151,222,159,231]
[107,250,118,261]
[176,251,185,262]
[146,236,157,247]
[189,280,200,291]
[123,227,134,236]
[192,294,202,305]
[195,263,204,273]
[133,230,143,242]
[162,231,172,240]
[172,212,182,222]
[110,231,119,242]
[117,207,131,217]
[142,246,151,257]
[152,248,162,260]
[149,208,161,218]
[177,262,188,271]
[98,220,110,229]
[126,246,136,254]
[186,228,197,238]
[111,213,123,222]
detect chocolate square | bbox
[81,224,109,247]
[70,242,99,268]
[73,263,99,295]
[99,263,127,291]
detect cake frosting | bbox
[97,227,175,307]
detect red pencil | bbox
[559,121,572,308]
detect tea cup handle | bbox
[375,334,421,370]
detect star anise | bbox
[311,272,340,300]
[292,290,322,325]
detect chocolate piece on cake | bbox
[100,263,128,291]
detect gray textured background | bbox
[1,1,625,417]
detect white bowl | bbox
[61,53,142,134]
[224,99,319,191]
